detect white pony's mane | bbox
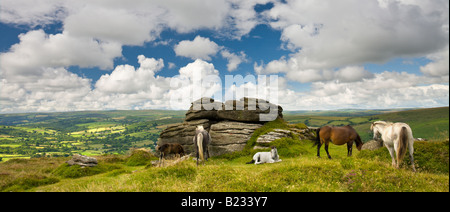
[373,121,393,125]
[371,121,393,130]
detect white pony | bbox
[246,147,282,165]
[370,121,416,172]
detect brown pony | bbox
[314,125,363,159]
[156,143,185,167]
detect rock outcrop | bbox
[209,121,262,156]
[361,139,384,150]
[158,97,283,156]
[66,154,98,167]
[256,129,292,144]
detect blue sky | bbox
[0,0,448,113]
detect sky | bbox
[0,0,448,113]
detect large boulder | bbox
[66,154,98,167]
[209,121,263,156]
[184,97,283,123]
[159,97,284,156]
[185,98,223,121]
[217,98,283,122]
[158,119,212,153]
[361,139,384,150]
[256,129,292,144]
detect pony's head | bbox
[370,121,386,141]
[355,135,363,151]
[270,146,279,160]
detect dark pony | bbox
[156,143,185,167]
[314,125,363,159]
[193,125,211,166]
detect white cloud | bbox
[259,0,449,79]
[0,0,448,113]
[0,0,67,26]
[420,47,449,80]
[0,29,122,81]
[220,50,248,72]
[334,66,375,83]
[289,71,449,110]
[0,67,92,113]
[175,36,248,71]
[95,57,165,94]
[63,5,163,46]
[174,36,220,61]
[0,55,224,112]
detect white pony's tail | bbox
[197,133,204,163]
[397,127,408,166]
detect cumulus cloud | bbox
[63,5,163,46]
[95,57,165,94]
[258,0,449,80]
[174,36,220,61]
[0,67,92,113]
[420,47,449,81]
[0,29,122,80]
[175,36,248,71]
[0,0,67,26]
[0,0,448,113]
[0,55,225,112]
[280,71,449,110]
[220,50,248,72]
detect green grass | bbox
[28,141,448,192]
[1,108,448,192]
[2,118,444,192]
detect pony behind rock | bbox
[193,125,211,166]
[246,146,282,165]
[156,143,185,167]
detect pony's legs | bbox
[196,148,199,166]
[325,142,332,159]
[205,147,210,161]
[347,141,353,157]
[409,143,416,172]
[386,146,397,168]
[316,142,322,158]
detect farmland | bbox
[0,117,447,192]
[0,110,185,161]
[0,107,448,162]
[0,107,448,192]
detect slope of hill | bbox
[0,107,448,192]
[0,118,448,192]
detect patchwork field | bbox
[0,107,448,192]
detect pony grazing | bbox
[371,121,416,172]
[246,146,282,165]
[314,125,363,159]
[193,125,211,166]
[156,143,185,167]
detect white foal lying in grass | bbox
[246,147,282,165]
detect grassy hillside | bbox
[1,119,448,192]
[0,108,448,192]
